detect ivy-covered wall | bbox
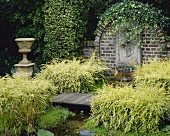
[83,0,170,77]
[83,27,169,77]
[43,0,87,62]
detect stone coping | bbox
[14,63,35,67]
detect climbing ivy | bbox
[97,0,170,46]
[43,0,87,62]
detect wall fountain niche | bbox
[88,21,167,81]
[114,30,141,81]
[14,38,35,76]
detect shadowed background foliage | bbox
[0,0,169,76]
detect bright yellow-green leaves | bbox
[135,59,170,91]
[91,84,169,133]
[0,75,55,135]
[91,59,170,133]
[37,54,108,93]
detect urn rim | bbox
[15,38,35,42]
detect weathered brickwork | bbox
[83,27,170,77]
[99,29,117,76]
[141,28,168,63]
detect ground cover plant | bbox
[0,75,55,136]
[38,106,74,130]
[36,54,109,94]
[83,120,170,136]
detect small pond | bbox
[51,109,91,136]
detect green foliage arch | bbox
[97,0,170,45]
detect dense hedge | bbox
[43,0,87,62]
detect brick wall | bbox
[141,28,170,62]
[83,26,170,77]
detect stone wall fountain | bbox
[114,30,141,81]
[14,38,35,76]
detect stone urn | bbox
[14,38,35,76]
[15,38,35,64]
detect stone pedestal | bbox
[14,63,35,76]
[14,38,35,76]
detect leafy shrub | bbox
[43,0,87,62]
[38,106,74,129]
[37,55,108,93]
[0,75,55,135]
[134,59,170,91]
[90,84,170,133]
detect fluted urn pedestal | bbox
[14,38,35,76]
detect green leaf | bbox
[37,129,54,136]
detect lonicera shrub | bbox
[36,55,109,93]
[0,75,55,136]
[90,84,170,133]
[134,59,170,92]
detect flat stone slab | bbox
[53,92,96,107]
[14,63,35,67]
